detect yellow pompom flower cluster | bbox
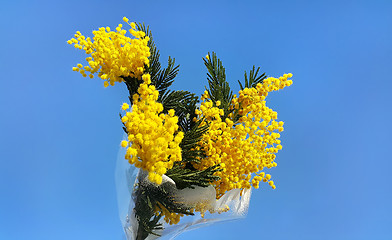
[67,18,150,87]
[195,74,293,198]
[120,73,184,184]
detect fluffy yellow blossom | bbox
[68,17,150,87]
[195,73,293,198]
[121,103,129,110]
[121,73,184,185]
[120,140,128,148]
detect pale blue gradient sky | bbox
[1,1,391,239]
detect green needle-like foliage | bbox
[137,23,179,96]
[204,52,234,120]
[121,23,180,105]
[152,56,179,95]
[238,65,267,90]
[158,89,209,165]
[158,90,198,129]
[133,173,194,240]
[179,120,208,163]
[166,164,222,190]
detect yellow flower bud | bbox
[122,103,130,110]
[120,140,128,148]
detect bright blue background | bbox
[1,0,391,239]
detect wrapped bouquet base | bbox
[116,144,252,240]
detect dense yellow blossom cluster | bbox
[195,74,293,198]
[67,17,150,87]
[120,73,184,185]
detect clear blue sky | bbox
[1,0,391,239]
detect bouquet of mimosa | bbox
[68,17,292,240]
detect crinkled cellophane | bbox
[115,136,252,240]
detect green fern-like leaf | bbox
[166,164,221,190]
[238,65,267,90]
[179,120,208,163]
[136,23,179,96]
[204,52,233,108]
[158,90,198,131]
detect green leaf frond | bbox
[179,119,208,163]
[152,56,179,96]
[158,89,208,164]
[121,24,180,106]
[135,24,160,82]
[158,90,199,131]
[204,52,234,120]
[133,176,194,239]
[166,164,222,190]
[136,23,179,96]
[133,187,163,239]
[238,65,267,90]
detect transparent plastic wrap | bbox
[115,138,252,240]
